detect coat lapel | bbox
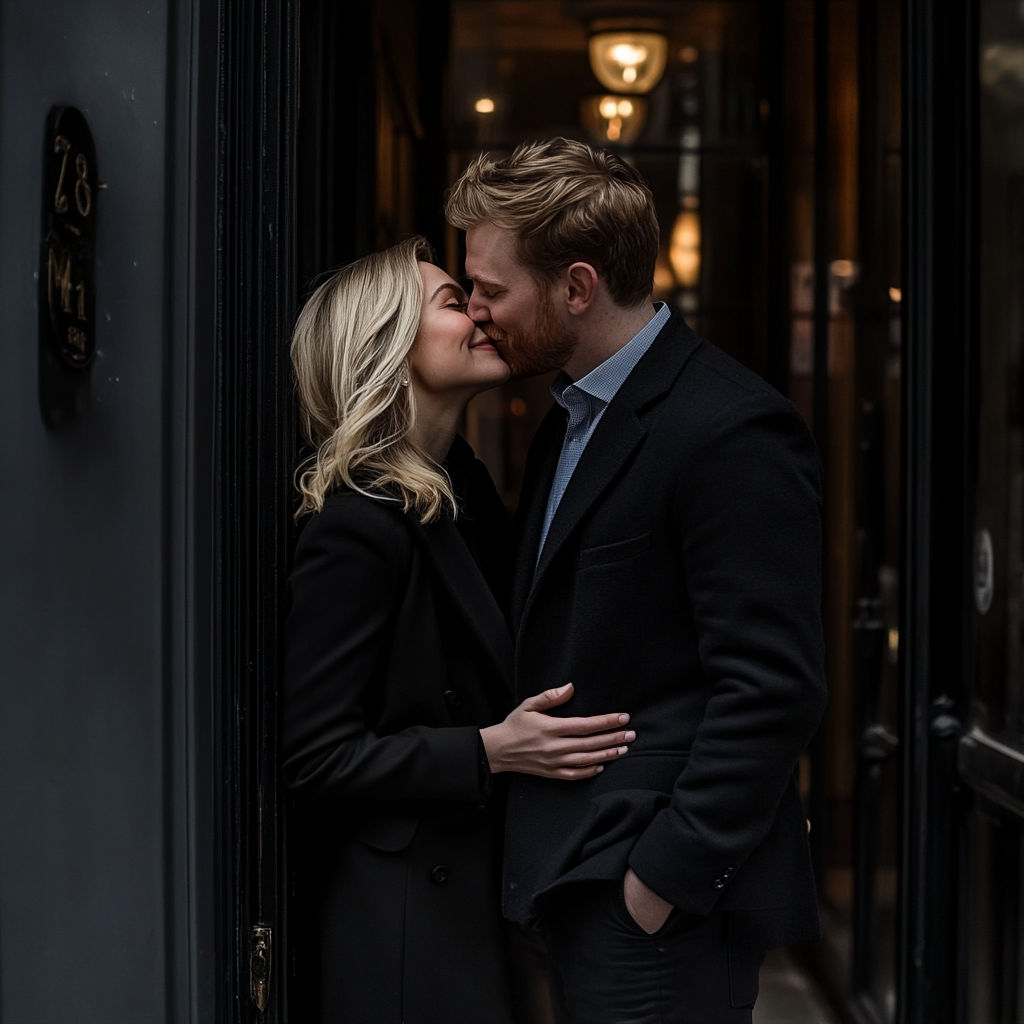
[524,312,703,613]
[409,514,515,693]
[530,406,645,589]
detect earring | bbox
[399,367,410,388]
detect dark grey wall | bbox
[0,2,217,1021]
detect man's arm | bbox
[626,391,827,917]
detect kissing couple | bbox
[283,137,826,1024]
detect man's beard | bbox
[480,291,578,378]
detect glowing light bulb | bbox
[475,98,495,113]
[610,43,648,67]
[581,95,649,144]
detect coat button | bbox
[713,877,726,890]
[444,690,461,708]
[724,866,735,878]
[432,865,449,884]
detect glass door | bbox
[961,1,1024,1020]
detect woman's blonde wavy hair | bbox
[291,236,457,522]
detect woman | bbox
[283,237,635,1024]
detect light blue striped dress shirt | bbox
[536,302,671,562]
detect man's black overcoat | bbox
[504,312,828,950]
[282,440,520,1024]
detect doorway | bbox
[288,1,906,1020]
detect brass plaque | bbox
[39,106,98,426]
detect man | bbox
[445,138,827,1024]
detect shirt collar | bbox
[551,301,670,409]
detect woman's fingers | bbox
[554,712,631,736]
[547,765,606,780]
[556,746,629,767]
[520,682,574,713]
[552,729,635,753]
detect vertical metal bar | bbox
[850,0,884,1007]
[808,0,831,903]
[899,0,934,1017]
[762,0,790,396]
[812,0,830,455]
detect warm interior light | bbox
[475,98,495,113]
[589,32,668,94]
[653,259,675,293]
[680,46,699,64]
[889,286,902,303]
[670,211,701,287]
[610,43,648,67]
[580,95,648,144]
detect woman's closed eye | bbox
[444,301,470,312]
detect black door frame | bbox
[215,0,298,1020]
[899,0,977,1021]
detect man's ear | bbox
[564,262,600,315]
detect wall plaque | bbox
[39,105,98,426]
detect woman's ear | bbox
[564,262,600,314]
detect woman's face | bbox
[409,262,511,399]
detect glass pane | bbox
[975,0,1024,736]
[970,1,1024,1018]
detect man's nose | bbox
[466,291,488,322]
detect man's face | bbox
[464,222,578,377]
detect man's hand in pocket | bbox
[623,868,674,935]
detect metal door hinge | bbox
[250,924,272,1013]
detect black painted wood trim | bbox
[216,1,298,1020]
[898,0,935,1014]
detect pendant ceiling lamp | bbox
[588,29,668,95]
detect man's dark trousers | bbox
[505,312,827,1017]
[541,882,765,1024]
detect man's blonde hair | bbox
[445,138,659,308]
[290,236,456,522]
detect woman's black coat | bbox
[283,439,518,1024]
